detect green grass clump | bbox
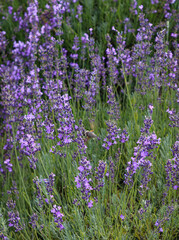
[0,0,178,239]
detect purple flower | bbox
[44,173,56,196]
[8,6,13,15]
[107,86,120,121]
[0,233,9,240]
[120,214,125,220]
[51,205,64,230]
[105,158,115,182]
[155,220,159,227]
[171,33,177,38]
[94,161,106,191]
[102,122,121,150]
[151,0,159,4]
[148,104,154,114]
[7,181,19,198]
[4,159,13,172]
[6,200,16,210]
[76,5,83,23]
[103,121,129,150]
[120,129,129,143]
[33,173,56,207]
[166,108,179,128]
[75,156,93,202]
[105,37,119,85]
[29,213,38,229]
[78,166,84,172]
[159,228,163,233]
[88,200,93,208]
[154,206,174,234]
[165,141,179,193]
[8,211,22,232]
[124,111,160,194]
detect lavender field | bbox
[0,0,178,239]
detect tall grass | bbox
[0,0,178,239]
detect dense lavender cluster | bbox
[106,35,119,85]
[102,122,121,150]
[75,156,93,202]
[94,161,106,191]
[6,199,22,233]
[0,0,178,238]
[7,211,22,232]
[166,108,179,128]
[103,86,129,150]
[124,106,161,195]
[107,86,120,121]
[51,205,64,230]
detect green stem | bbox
[12,125,32,211]
[122,63,139,135]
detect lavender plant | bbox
[0,1,178,239]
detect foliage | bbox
[0,0,178,239]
